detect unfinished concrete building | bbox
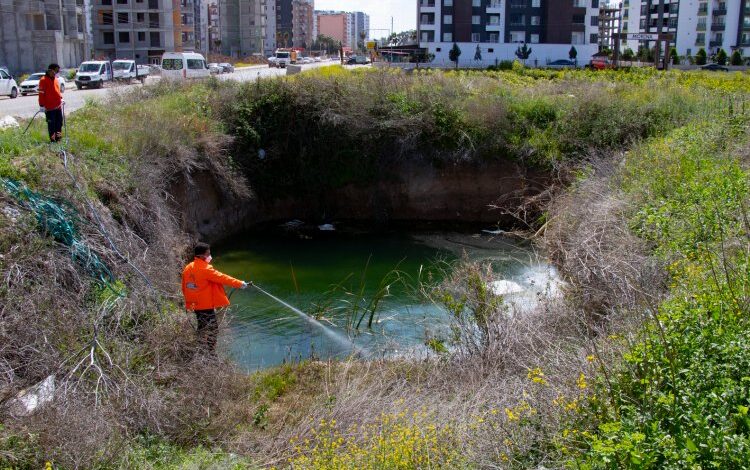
[0,0,89,74]
[91,0,201,65]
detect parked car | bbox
[267,56,278,67]
[587,57,614,70]
[75,61,113,89]
[546,59,576,69]
[112,60,150,83]
[208,63,223,74]
[346,55,370,65]
[161,52,210,80]
[0,68,19,99]
[20,73,66,95]
[219,62,235,73]
[313,56,322,62]
[701,63,729,72]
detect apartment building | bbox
[207,0,220,53]
[316,11,353,49]
[417,0,602,64]
[92,0,188,65]
[0,0,89,73]
[219,0,266,57]
[314,10,368,51]
[622,0,749,57]
[292,0,314,48]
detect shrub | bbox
[695,48,707,65]
[716,48,728,65]
[670,47,679,65]
[730,49,743,66]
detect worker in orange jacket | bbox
[182,242,250,352]
[38,63,64,143]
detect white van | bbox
[75,61,112,89]
[161,52,210,80]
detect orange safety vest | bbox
[38,75,62,111]
[182,257,244,311]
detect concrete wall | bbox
[421,42,599,67]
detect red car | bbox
[589,58,614,70]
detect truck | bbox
[74,61,112,89]
[270,49,297,68]
[112,60,150,83]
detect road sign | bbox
[629,33,659,40]
[367,41,376,50]
[618,32,673,41]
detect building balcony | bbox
[697,24,706,31]
[697,8,708,16]
[711,23,725,31]
[486,23,502,31]
[712,8,727,16]
[419,22,436,29]
[709,40,723,47]
[487,4,502,13]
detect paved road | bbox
[0,61,339,120]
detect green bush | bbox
[571,118,750,468]
[730,49,743,66]
[695,48,707,65]
[716,48,728,65]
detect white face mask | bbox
[205,255,213,263]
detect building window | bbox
[591,16,599,26]
[488,48,494,52]
[530,33,539,43]
[444,15,452,24]
[443,32,452,42]
[572,15,584,24]
[510,31,525,42]
[471,32,480,42]
[138,31,145,41]
[531,0,540,6]
[101,0,112,5]
[472,15,480,25]
[590,33,598,43]
[150,31,161,46]
[117,0,127,4]
[472,0,480,6]
[510,14,524,26]
[117,12,129,24]
[571,31,584,44]
[444,0,452,5]
[488,34,499,42]
[136,13,145,23]
[118,31,130,43]
[101,11,113,25]
[488,15,500,25]
[530,16,540,26]
[103,31,115,44]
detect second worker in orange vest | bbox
[38,63,64,143]
[182,242,251,352]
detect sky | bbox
[313,0,417,38]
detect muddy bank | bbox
[170,159,548,243]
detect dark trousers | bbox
[195,309,218,352]
[45,108,63,142]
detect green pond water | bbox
[213,228,557,371]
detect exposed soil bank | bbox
[170,159,548,243]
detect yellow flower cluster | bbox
[288,411,468,469]
[527,367,547,385]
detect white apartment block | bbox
[417,0,603,66]
[621,0,750,57]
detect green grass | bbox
[566,117,750,468]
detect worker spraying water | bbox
[182,242,360,356]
